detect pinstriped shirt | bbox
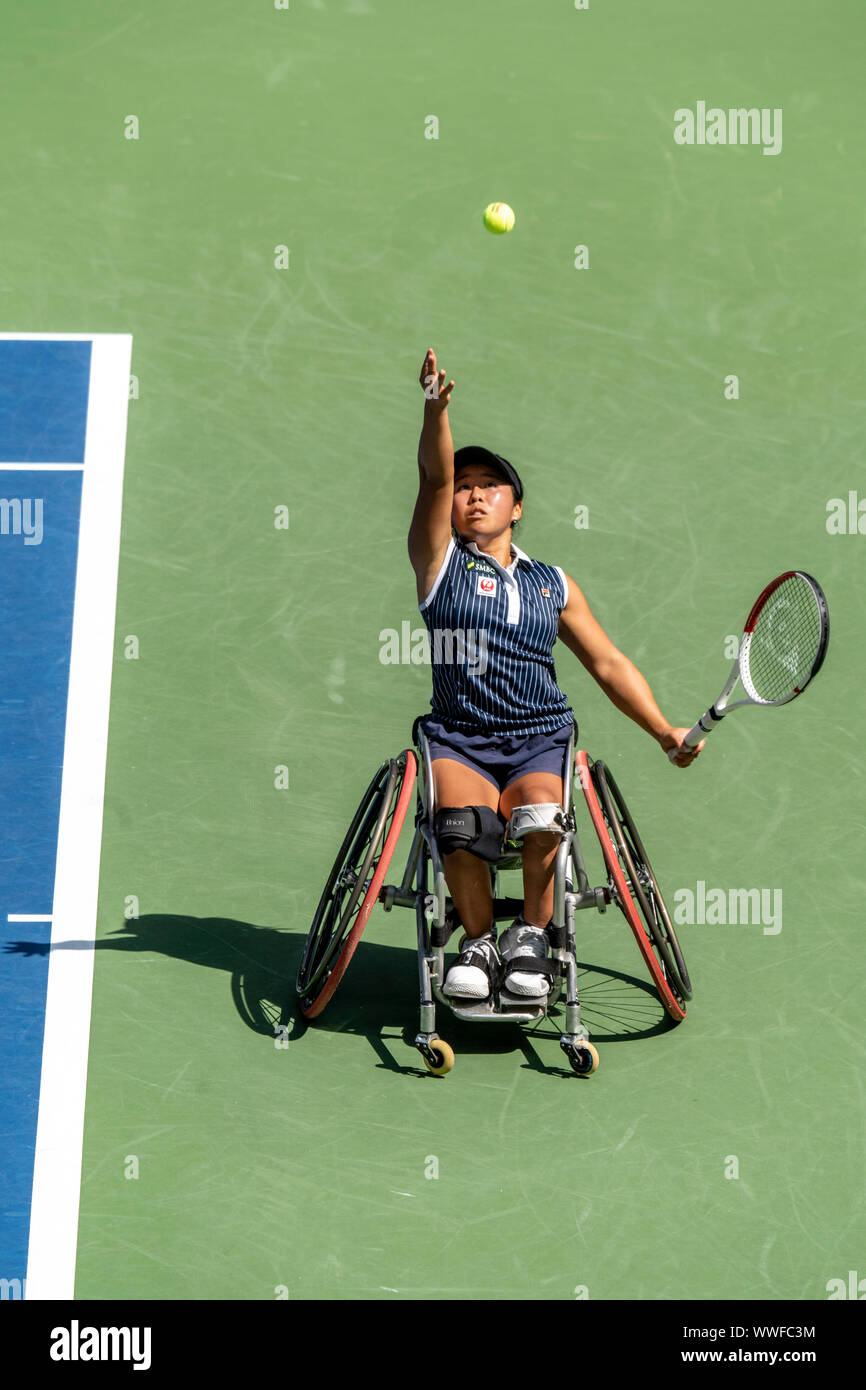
[418,534,574,736]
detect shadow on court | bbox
[5,913,682,1077]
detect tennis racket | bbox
[669,570,830,760]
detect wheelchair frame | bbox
[296,717,692,1077]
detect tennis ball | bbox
[483,202,515,234]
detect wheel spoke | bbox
[297,751,417,1017]
[599,763,691,1004]
[579,753,692,1019]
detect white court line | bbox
[0,332,108,339]
[18,332,133,1300]
[7,915,54,923]
[0,463,85,471]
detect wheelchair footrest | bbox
[446,996,546,1024]
[497,988,551,1014]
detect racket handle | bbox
[666,710,721,762]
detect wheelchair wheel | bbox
[577,751,691,1022]
[563,1040,599,1076]
[296,749,416,1019]
[422,1039,455,1075]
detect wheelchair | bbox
[295,717,692,1077]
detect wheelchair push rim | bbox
[296,749,417,1018]
[576,750,690,1022]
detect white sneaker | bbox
[443,932,500,1000]
[500,920,551,998]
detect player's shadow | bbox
[4,913,682,1077]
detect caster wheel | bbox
[568,1041,599,1076]
[422,1040,455,1075]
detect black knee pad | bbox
[433,805,506,863]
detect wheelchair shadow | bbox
[3,912,301,1039]
[285,936,683,1080]
[3,915,683,1079]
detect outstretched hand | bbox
[419,348,455,413]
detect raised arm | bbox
[408,348,457,604]
[557,574,705,768]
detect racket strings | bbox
[744,575,823,702]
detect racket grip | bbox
[666,715,714,762]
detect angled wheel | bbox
[421,1039,454,1075]
[577,750,691,1022]
[297,749,416,1018]
[564,1041,599,1076]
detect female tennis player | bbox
[409,348,705,1002]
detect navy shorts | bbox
[420,716,573,794]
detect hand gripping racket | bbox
[669,571,829,761]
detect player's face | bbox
[452,467,521,538]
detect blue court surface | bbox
[0,334,131,1301]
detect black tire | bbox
[297,753,415,1017]
[591,760,692,1005]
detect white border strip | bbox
[16,332,133,1300]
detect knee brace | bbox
[433,805,507,863]
[505,803,567,846]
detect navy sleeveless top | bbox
[418,534,574,736]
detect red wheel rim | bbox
[301,749,417,1018]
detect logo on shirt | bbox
[477,575,497,597]
[541,586,550,598]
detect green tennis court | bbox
[3,0,864,1310]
